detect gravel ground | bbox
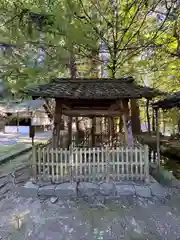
[0,191,180,240]
[1,153,180,239]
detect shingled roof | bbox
[24,77,163,100]
[153,91,180,109]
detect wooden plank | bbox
[51,148,55,182]
[55,148,59,182]
[144,145,149,183]
[42,148,45,177]
[79,148,82,181]
[125,147,129,180]
[105,146,109,182]
[62,109,123,116]
[32,145,37,182]
[46,148,50,177]
[130,147,133,180]
[139,147,143,180]
[121,147,124,179]
[135,147,138,180]
[38,147,41,175]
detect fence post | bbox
[69,145,74,183]
[105,146,110,182]
[32,144,37,183]
[144,145,149,184]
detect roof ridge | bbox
[51,77,134,83]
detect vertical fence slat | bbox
[97,148,100,181]
[38,147,41,175]
[101,147,104,180]
[144,145,149,183]
[105,146,109,182]
[84,148,87,181]
[140,146,143,181]
[55,148,58,182]
[42,148,45,177]
[93,148,96,182]
[65,148,68,181]
[117,147,120,181]
[135,147,138,180]
[32,145,37,182]
[79,148,82,181]
[126,147,129,180]
[112,147,115,178]
[130,147,133,180]
[46,148,50,177]
[51,148,54,182]
[75,148,78,181]
[70,147,74,183]
[88,148,91,182]
[121,147,124,179]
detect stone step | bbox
[18,180,169,200]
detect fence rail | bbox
[32,145,149,183]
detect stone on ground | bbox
[99,183,115,196]
[38,185,55,196]
[50,196,58,204]
[55,183,77,197]
[78,182,99,197]
[19,181,39,197]
[150,183,168,199]
[134,185,151,198]
[116,184,135,196]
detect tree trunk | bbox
[89,45,99,146]
[146,99,151,135]
[130,99,141,134]
[152,108,156,132]
[177,116,180,133]
[52,99,62,148]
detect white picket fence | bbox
[32,145,149,183]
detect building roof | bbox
[6,99,45,113]
[153,91,180,109]
[24,77,164,100]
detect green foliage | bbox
[0,0,179,102]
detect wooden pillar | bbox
[155,108,160,168]
[52,99,62,148]
[146,99,151,135]
[152,106,156,132]
[91,117,96,147]
[100,117,103,144]
[108,117,111,145]
[75,117,80,145]
[130,99,141,134]
[121,100,133,146]
[68,116,72,149]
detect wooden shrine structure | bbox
[25,77,162,149]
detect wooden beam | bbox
[62,104,70,110]
[108,100,122,111]
[62,109,123,116]
[68,116,72,149]
[155,108,160,168]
